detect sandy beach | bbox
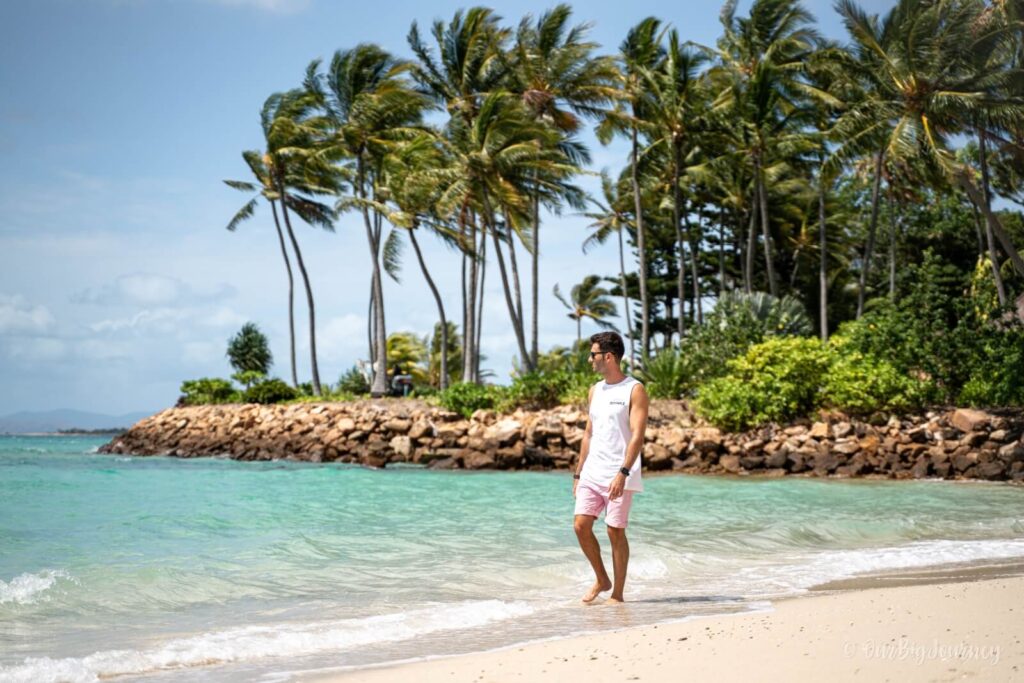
[299,561,1024,683]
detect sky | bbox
[0,0,895,416]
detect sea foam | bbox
[0,569,73,606]
[0,599,535,682]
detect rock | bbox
[950,408,992,434]
[382,418,411,434]
[809,422,830,439]
[719,454,742,473]
[988,429,1011,442]
[742,439,766,452]
[533,418,564,439]
[464,450,496,469]
[813,451,840,473]
[911,457,930,478]
[975,462,1006,480]
[952,452,978,473]
[484,419,523,446]
[427,456,460,470]
[334,417,357,435]
[906,426,929,443]
[832,440,860,455]
[691,427,723,453]
[764,449,788,469]
[408,421,432,440]
[470,409,495,423]
[644,442,673,469]
[997,443,1024,464]
[739,454,764,470]
[961,431,988,448]
[389,436,412,459]
[832,422,854,439]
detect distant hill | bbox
[0,409,155,434]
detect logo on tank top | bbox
[609,400,626,406]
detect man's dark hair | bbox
[590,331,625,362]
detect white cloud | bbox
[0,294,56,335]
[73,273,236,307]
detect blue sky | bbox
[0,0,894,415]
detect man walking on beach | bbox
[572,331,649,604]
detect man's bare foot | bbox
[581,579,612,603]
[606,595,625,604]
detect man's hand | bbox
[607,473,626,501]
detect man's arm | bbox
[572,384,596,498]
[607,382,649,500]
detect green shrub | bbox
[678,291,814,390]
[501,371,564,411]
[694,337,831,430]
[180,378,239,405]
[638,348,692,399]
[337,366,370,395]
[244,378,298,404]
[957,324,1024,407]
[823,338,931,414]
[437,382,505,417]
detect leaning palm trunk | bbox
[955,172,1024,279]
[475,227,486,382]
[978,129,1008,306]
[269,200,298,387]
[818,165,828,341]
[744,202,757,294]
[357,158,388,397]
[502,209,526,343]
[755,157,778,298]
[531,194,540,367]
[672,144,687,340]
[277,185,322,396]
[408,226,449,390]
[631,125,651,359]
[617,225,636,365]
[481,191,531,368]
[888,189,897,299]
[856,150,885,319]
[687,207,702,324]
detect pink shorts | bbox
[574,478,634,528]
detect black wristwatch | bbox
[619,466,631,476]
[572,473,581,480]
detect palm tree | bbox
[706,0,821,300]
[256,90,336,396]
[830,0,1024,312]
[407,7,509,382]
[507,4,619,367]
[598,17,665,360]
[304,44,427,397]
[429,92,575,371]
[553,275,617,342]
[639,30,708,339]
[583,171,636,364]
[224,150,299,388]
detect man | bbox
[572,331,649,604]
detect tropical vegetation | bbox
[198,0,1024,430]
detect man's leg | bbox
[574,515,612,602]
[606,525,630,602]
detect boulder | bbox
[832,422,854,439]
[382,418,411,434]
[719,454,742,473]
[691,427,723,453]
[950,408,992,434]
[389,435,412,459]
[484,419,523,446]
[809,422,830,439]
[643,442,673,470]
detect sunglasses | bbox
[588,351,608,359]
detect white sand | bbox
[298,573,1023,683]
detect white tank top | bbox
[581,376,643,493]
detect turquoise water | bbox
[2,435,1023,682]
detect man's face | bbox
[589,344,609,373]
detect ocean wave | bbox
[0,599,535,682]
[0,569,74,605]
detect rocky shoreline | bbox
[97,400,1024,483]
